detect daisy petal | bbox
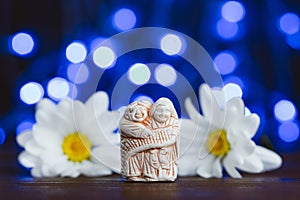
[80,160,112,176]
[36,98,56,112]
[40,164,59,177]
[18,151,39,168]
[92,146,121,173]
[86,91,109,115]
[74,111,119,147]
[92,112,121,146]
[97,111,120,132]
[31,167,43,178]
[72,100,89,130]
[35,108,74,137]
[236,138,256,157]
[223,155,242,178]
[35,109,56,129]
[199,84,225,126]
[57,98,73,114]
[179,119,206,155]
[199,84,215,119]
[211,88,225,109]
[230,114,260,139]
[254,146,282,172]
[185,98,207,127]
[178,154,199,176]
[16,131,32,147]
[24,139,43,156]
[60,163,80,178]
[32,125,61,150]
[236,153,264,173]
[224,150,243,166]
[236,114,260,139]
[211,157,223,178]
[56,100,78,133]
[196,155,222,178]
[40,149,64,165]
[225,97,245,120]
[35,101,69,130]
[47,157,72,176]
[198,144,210,160]
[227,129,256,157]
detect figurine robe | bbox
[120,98,179,182]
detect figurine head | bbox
[150,98,177,123]
[124,100,152,122]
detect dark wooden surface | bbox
[1,135,300,200]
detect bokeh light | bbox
[160,34,183,55]
[286,32,300,50]
[47,77,69,101]
[154,64,177,86]
[278,12,300,35]
[216,19,239,39]
[128,63,151,85]
[16,120,34,135]
[113,8,137,31]
[214,50,238,75]
[20,82,44,105]
[274,100,297,122]
[67,63,89,84]
[224,83,243,101]
[93,46,116,69]
[278,122,299,143]
[221,1,246,23]
[66,41,87,63]
[3,2,300,155]
[11,32,35,56]
[0,128,6,145]
[90,37,106,51]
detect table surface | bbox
[1,135,299,200]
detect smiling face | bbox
[153,105,171,123]
[125,104,148,122]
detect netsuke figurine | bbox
[119,98,180,182]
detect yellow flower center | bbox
[207,129,230,157]
[62,132,92,162]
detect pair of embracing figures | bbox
[119,98,180,181]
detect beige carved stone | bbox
[120,98,179,182]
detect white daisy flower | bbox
[17,91,121,178]
[179,83,282,178]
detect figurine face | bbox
[153,105,171,123]
[126,105,148,122]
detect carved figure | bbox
[120,98,179,182]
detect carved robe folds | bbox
[120,98,180,182]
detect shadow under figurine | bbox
[120,98,180,182]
